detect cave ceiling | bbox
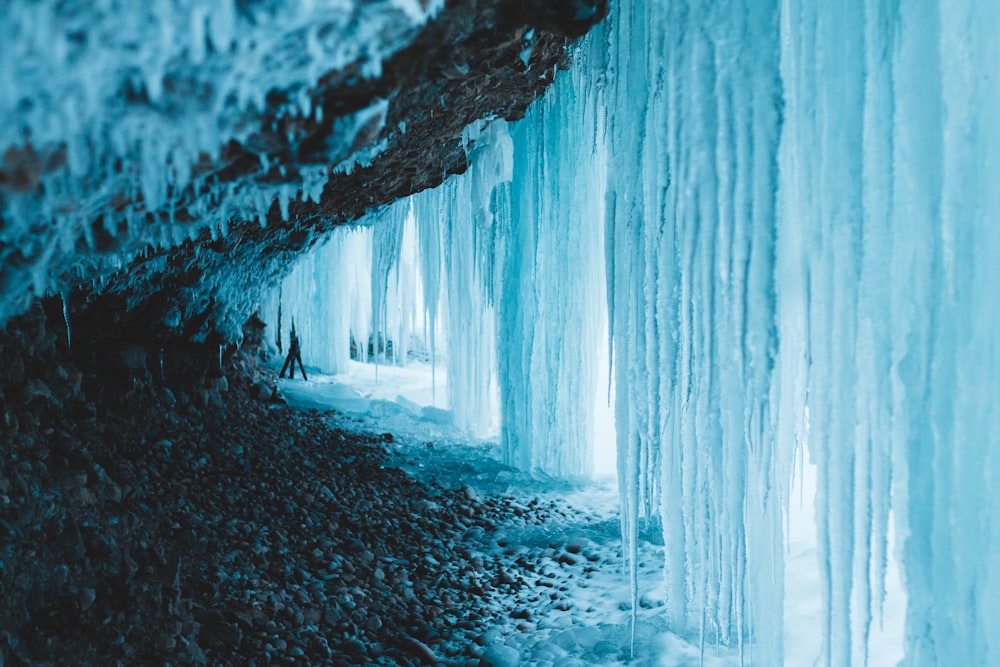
[0,0,606,341]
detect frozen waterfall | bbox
[267,103,611,468]
[597,1,999,664]
[269,0,999,664]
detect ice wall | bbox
[599,1,785,659]
[269,95,611,474]
[260,227,376,375]
[261,202,437,373]
[267,2,1000,661]
[407,119,511,437]
[266,120,514,438]
[781,2,1000,664]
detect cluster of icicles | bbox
[0,0,439,325]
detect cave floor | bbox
[275,371,746,667]
[1,344,740,666]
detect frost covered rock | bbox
[479,643,521,667]
[0,0,599,341]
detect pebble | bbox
[402,636,439,664]
[475,628,502,646]
[0,334,618,667]
[479,643,521,667]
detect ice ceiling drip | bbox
[0,0,439,324]
[274,0,998,664]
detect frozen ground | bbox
[277,363,739,666]
[276,361,906,665]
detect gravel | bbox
[0,315,580,666]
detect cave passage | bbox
[270,1,1000,665]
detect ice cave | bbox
[1,1,998,665]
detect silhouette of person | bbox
[279,322,307,380]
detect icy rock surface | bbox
[0,0,437,325]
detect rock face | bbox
[1,0,607,341]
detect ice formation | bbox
[0,0,438,325]
[269,100,610,468]
[496,38,608,478]
[599,1,787,659]
[598,1,999,664]
[265,119,515,439]
[275,0,1000,664]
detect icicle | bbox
[278,188,291,221]
[61,290,72,350]
[276,287,283,353]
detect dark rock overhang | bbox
[0,0,607,343]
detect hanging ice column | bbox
[406,119,514,437]
[778,3,895,665]
[495,34,609,478]
[601,0,1000,664]
[601,0,785,659]
[779,1,1000,664]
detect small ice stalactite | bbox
[61,290,71,350]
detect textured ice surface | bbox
[598,1,998,665]
[0,0,437,325]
